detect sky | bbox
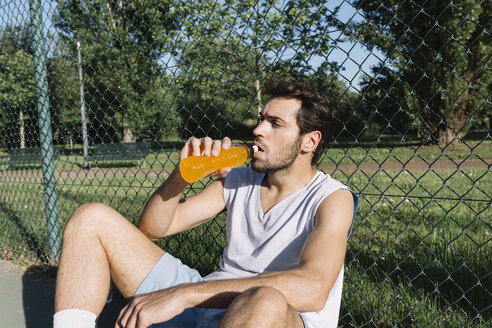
[1,0,383,89]
[303,0,384,90]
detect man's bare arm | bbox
[138,137,231,240]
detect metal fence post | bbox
[29,0,61,261]
[77,40,90,169]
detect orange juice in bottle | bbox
[179,144,257,183]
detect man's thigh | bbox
[71,202,166,297]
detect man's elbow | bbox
[138,219,161,241]
[310,289,328,312]
[303,280,330,312]
[137,217,148,234]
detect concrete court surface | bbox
[0,260,126,328]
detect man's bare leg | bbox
[55,202,165,315]
[220,287,305,328]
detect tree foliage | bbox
[352,0,491,146]
[0,24,38,148]
[53,0,184,142]
[174,0,346,139]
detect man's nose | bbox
[253,121,265,137]
[253,125,260,136]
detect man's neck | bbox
[262,160,317,195]
[259,160,316,215]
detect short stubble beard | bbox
[251,135,303,173]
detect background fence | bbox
[0,0,490,326]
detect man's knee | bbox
[63,202,118,237]
[236,286,289,314]
[221,287,296,327]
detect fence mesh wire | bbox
[0,0,490,326]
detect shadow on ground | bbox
[22,267,126,328]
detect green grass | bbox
[333,170,491,327]
[0,146,490,327]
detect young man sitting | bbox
[53,78,358,328]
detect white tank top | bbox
[204,167,358,327]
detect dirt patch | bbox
[319,158,491,175]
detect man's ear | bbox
[301,131,322,153]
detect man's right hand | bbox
[116,286,189,328]
[179,136,233,179]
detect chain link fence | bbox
[0,0,490,326]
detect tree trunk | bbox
[123,114,134,143]
[483,114,491,130]
[19,109,25,149]
[436,126,456,148]
[435,110,468,148]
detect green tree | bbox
[54,0,183,143]
[351,0,491,146]
[174,0,342,138]
[0,24,37,149]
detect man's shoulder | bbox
[312,170,346,190]
[307,171,355,206]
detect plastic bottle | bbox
[179,144,257,183]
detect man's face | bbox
[251,97,303,173]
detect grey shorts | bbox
[135,253,308,327]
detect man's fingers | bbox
[190,137,203,156]
[221,137,232,150]
[211,140,222,157]
[135,308,151,328]
[211,136,232,157]
[124,304,141,328]
[181,136,232,162]
[202,137,213,156]
[116,303,130,328]
[116,297,143,328]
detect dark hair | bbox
[264,78,335,165]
